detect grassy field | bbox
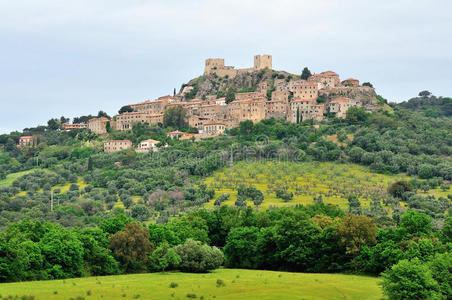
[0,169,38,187]
[204,161,451,209]
[0,269,382,300]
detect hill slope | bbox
[0,269,382,300]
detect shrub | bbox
[169,282,178,288]
[388,181,413,198]
[381,258,440,300]
[174,239,224,273]
[216,279,225,287]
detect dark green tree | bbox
[118,105,133,114]
[225,87,235,104]
[163,106,188,129]
[301,67,312,80]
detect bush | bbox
[173,239,224,273]
[388,181,413,198]
[381,258,440,300]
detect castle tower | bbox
[204,58,225,74]
[254,54,272,70]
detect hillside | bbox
[182,69,293,99]
[0,269,383,300]
[398,93,452,117]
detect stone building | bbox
[136,139,160,153]
[62,123,88,131]
[341,78,359,87]
[253,54,272,70]
[227,100,266,123]
[327,97,360,118]
[309,71,340,88]
[129,98,169,114]
[104,140,132,152]
[289,99,324,122]
[88,117,109,134]
[293,82,319,100]
[265,100,287,119]
[18,136,33,148]
[204,55,272,78]
[202,122,226,137]
[271,90,291,102]
[115,112,163,131]
[235,91,265,101]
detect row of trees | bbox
[1,205,450,299]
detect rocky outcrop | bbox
[319,86,378,105]
[181,69,296,99]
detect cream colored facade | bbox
[289,99,324,122]
[116,112,163,131]
[136,139,160,153]
[265,100,287,119]
[227,100,266,123]
[202,122,226,137]
[235,91,265,101]
[88,117,109,134]
[104,140,132,152]
[271,90,291,102]
[327,97,360,118]
[293,82,318,100]
[341,78,359,87]
[309,71,340,88]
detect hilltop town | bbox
[25,55,382,152]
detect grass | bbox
[0,269,382,300]
[204,161,451,209]
[0,169,38,187]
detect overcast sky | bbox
[1,0,451,133]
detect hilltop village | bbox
[20,55,380,152]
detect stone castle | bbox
[204,54,272,78]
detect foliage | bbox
[109,222,154,272]
[335,214,376,255]
[301,67,312,80]
[173,239,224,273]
[381,258,440,300]
[163,106,188,129]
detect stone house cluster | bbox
[61,55,373,152]
[89,61,370,141]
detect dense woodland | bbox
[0,94,451,299]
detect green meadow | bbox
[0,269,382,300]
[204,161,450,209]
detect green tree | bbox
[388,181,413,198]
[429,252,452,299]
[362,82,373,88]
[173,239,224,273]
[118,105,133,114]
[109,222,154,272]
[335,214,376,255]
[100,213,133,235]
[148,242,181,272]
[130,204,150,221]
[224,226,259,268]
[346,107,369,124]
[163,106,188,129]
[301,67,312,80]
[381,258,440,300]
[225,87,235,104]
[418,90,432,98]
[347,195,361,215]
[399,211,432,237]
